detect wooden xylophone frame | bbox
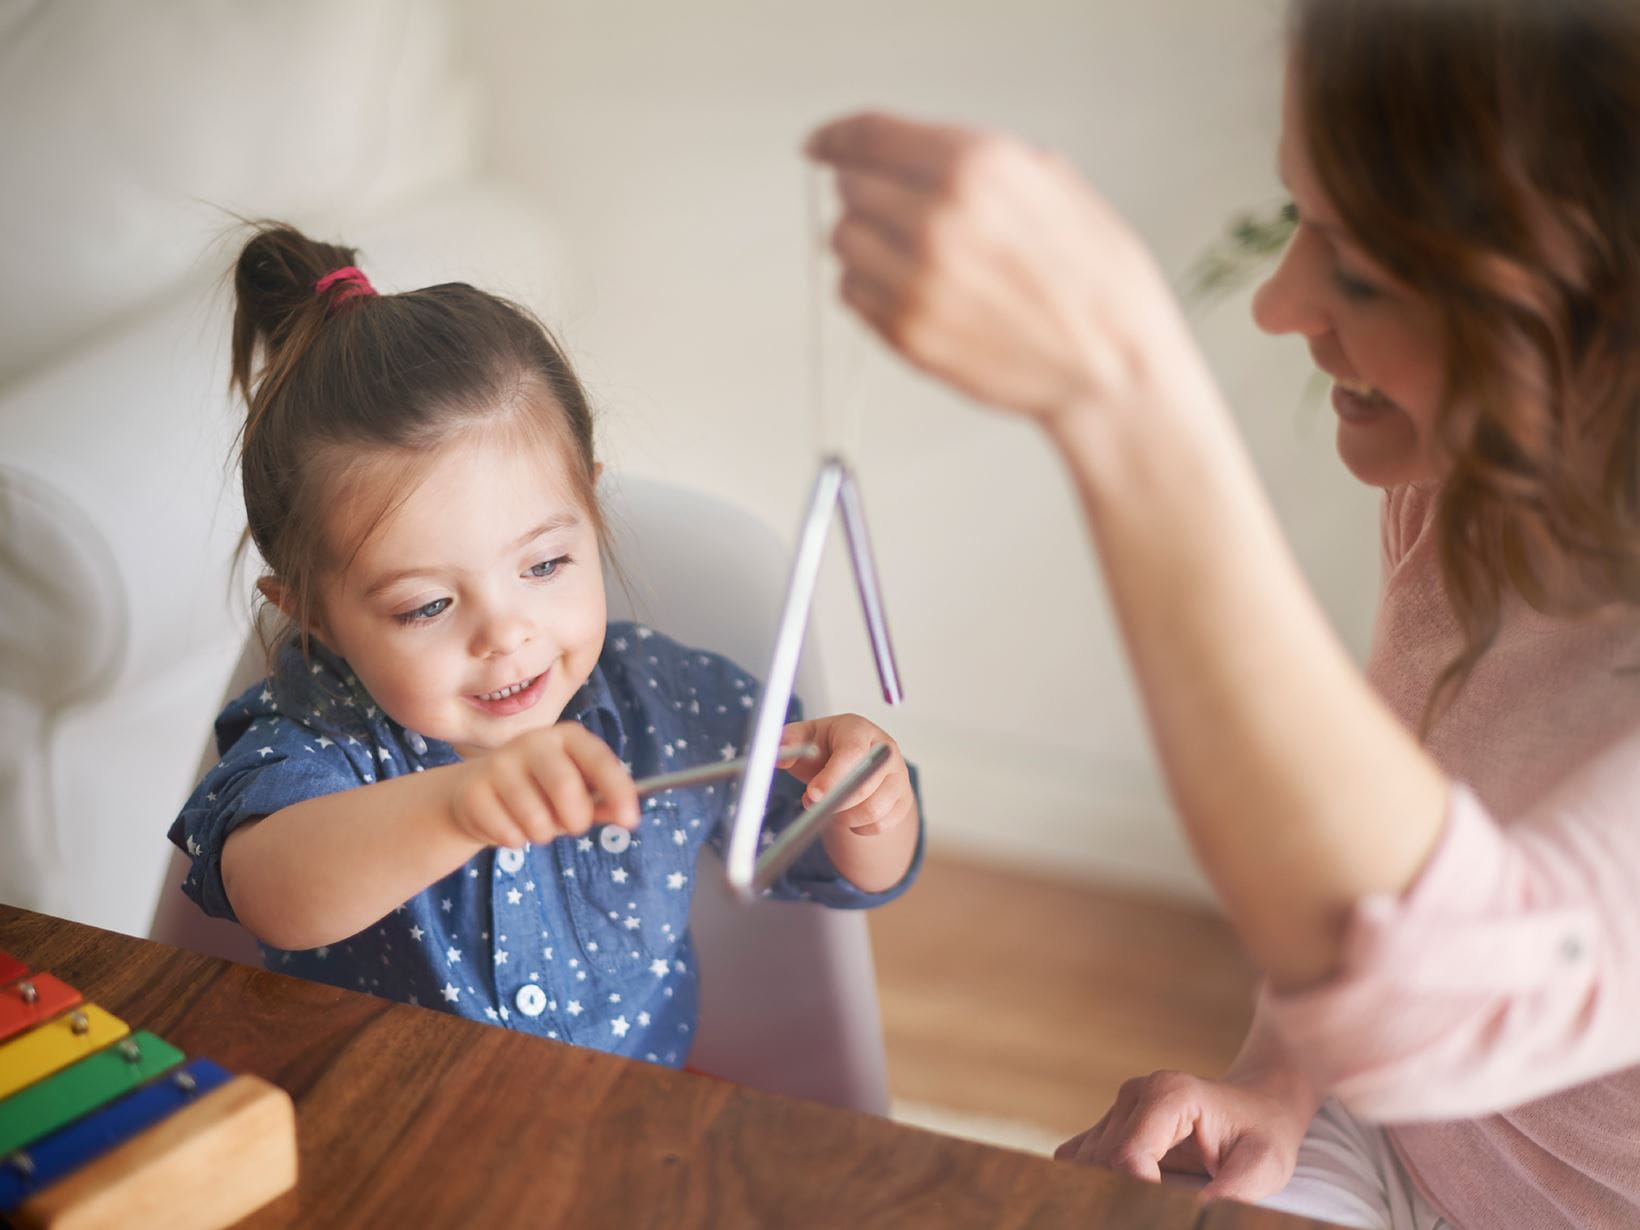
[0,949,296,1230]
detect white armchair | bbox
[0,0,554,935]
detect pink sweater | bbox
[1264,485,1640,1227]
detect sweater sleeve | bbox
[1260,728,1640,1122]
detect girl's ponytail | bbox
[230,224,361,414]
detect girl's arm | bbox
[221,722,640,951]
[808,113,1449,990]
[221,764,477,951]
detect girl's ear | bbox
[257,577,330,641]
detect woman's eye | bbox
[396,597,451,625]
[528,555,570,580]
[1333,268,1381,303]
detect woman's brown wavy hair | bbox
[1291,0,1640,726]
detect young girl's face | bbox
[314,421,607,759]
[1252,71,1447,489]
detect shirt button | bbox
[599,826,632,854]
[497,848,525,874]
[515,984,547,1017]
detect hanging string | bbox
[807,166,866,463]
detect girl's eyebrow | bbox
[362,513,581,597]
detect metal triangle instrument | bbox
[722,453,904,901]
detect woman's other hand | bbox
[1055,1068,1311,1202]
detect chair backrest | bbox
[148,473,890,1114]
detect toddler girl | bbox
[169,224,921,1067]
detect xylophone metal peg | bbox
[173,1069,198,1093]
[118,1038,142,1062]
[5,1150,35,1180]
[69,1010,88,1035]
[16,980,36,1005]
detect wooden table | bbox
[0,906,1333,1229]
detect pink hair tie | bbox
[313,265,376,305]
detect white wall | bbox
[461,0,1383,900]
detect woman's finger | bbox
[835,168,928,251]
[806,110,974,187]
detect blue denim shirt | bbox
[170,621,921,1066]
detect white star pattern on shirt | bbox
[666,871,686,890]
[719,743,737,761]
[507,888,523,905]
[185,835,203,857]
[441,983,460,1003]
[611,867,629,884]
[611,1016,630,1037]
[257,746,274,758]
[441,898,453,912]
[316,735,333,748]
[446,946,462,964]
[409,925,424,941]
[650,958,670,978]
[566,1000,583,1016]
[638,1012,651,1026]
[623,916,640,930]
[577,837,593,853]
[494,950,509,965]
[672,830,686,846]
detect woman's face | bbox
[1252,73,1448,489]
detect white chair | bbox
[148,473,892,1115]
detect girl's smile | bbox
[469,669,550,716]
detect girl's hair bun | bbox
[230,223,361,400]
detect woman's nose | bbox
[1251,232,1328,339]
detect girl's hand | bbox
[806,111,1198,427]
[1054,1070,1310,1202]
[778,714,915,837]
[448,723,640,850]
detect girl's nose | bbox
[1251,231,1328,340]
[473,606,533,659]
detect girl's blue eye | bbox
[397,597,451,625]
[528,555,570,580]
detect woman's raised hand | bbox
[805,111,1200,427]
[448,723,640,850]
[1055,1069,1310,1202]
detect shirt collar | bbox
[562,659,627,761]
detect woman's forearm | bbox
[221,765,482,951]
[1043,360,1449,989]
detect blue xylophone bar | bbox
[0,1058,233,1212]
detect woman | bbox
[809,1,1640,1226]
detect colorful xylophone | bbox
[0,948,296,1229]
